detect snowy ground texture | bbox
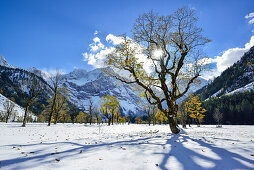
[0,123,254,170]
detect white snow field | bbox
[0,123,254,170]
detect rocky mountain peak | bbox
[0,55,11,67]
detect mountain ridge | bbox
[197,46,254,100]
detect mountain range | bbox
[0,56,143,116]
[0,45,253,120]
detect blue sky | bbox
[0,0,254,78]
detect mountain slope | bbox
[197,46,254,100]
[0,65,52,115]
[0,93,36,121]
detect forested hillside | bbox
[197,46,254,100]
[0,65,51,115]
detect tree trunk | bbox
[187,117,191,127]
[54,112,59,124]
[108,118,111,126]
[117,114,119,123]
[196,118,200,127]
[22,103,29,127]
[89,111,92,125]
[111,114,114,125]
[148,112,151,126]
[48,87,57,126]
[5,112,9,123]
[168,115,180,134]
[182,122,186,128]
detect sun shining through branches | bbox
[104,7,211,134]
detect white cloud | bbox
[245,13,254,19]
[83,34,120,68]
[89,37,104,52]
[83,43,114,68]
[249,19,254,24]
[213,47,247,72]
[153,49,163,59]
[203,36,254,79]
[84,32,254,81]
[197,57,214,66]
[39,68,66,80]
[106,34,124,45]
[83,33,155,74]
[245,12,254,24]
[94,30,98,35]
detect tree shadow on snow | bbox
[157,130,254,170]
[1,130,254,170]
[0,136,158,169]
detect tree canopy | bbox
[104,7,211,134]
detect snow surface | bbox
[226,81,254,96]
[0,123,254,170]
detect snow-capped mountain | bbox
[61,68,143,116]
[0,55,13,68]
[197,46,254,100]
[27,67,52,81]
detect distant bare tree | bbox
[14,74,44,127]
[94,107,101,124]
[87,98,95,125]
[70,103,78,124]
[0,110,4,122]
[3,99,15,123]
[143,104,152,126]
[48,71,61,126]
[53,87,69,124]
[12,110,18,122]
[213,108,223,127]
[151,106,157,125]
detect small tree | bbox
[119,116,127,124]
[213,108,223,127]
[0,110,5,122]
[76,111,87,124]
[99,95,120,126]
[59,112,71,123]
[185,94,206,127]
[93,107,101,124]
[87,98,95,125]
[70,103,78,124]
[48,72,62,126]
[53,88,69,124]
[143,104,152,126]
[12,110,18,122]
[151,106,157,125]
[3,99,15,123]
[14,74,44,127]
[37,114,46,122]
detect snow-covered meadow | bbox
[0,123,254,170]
